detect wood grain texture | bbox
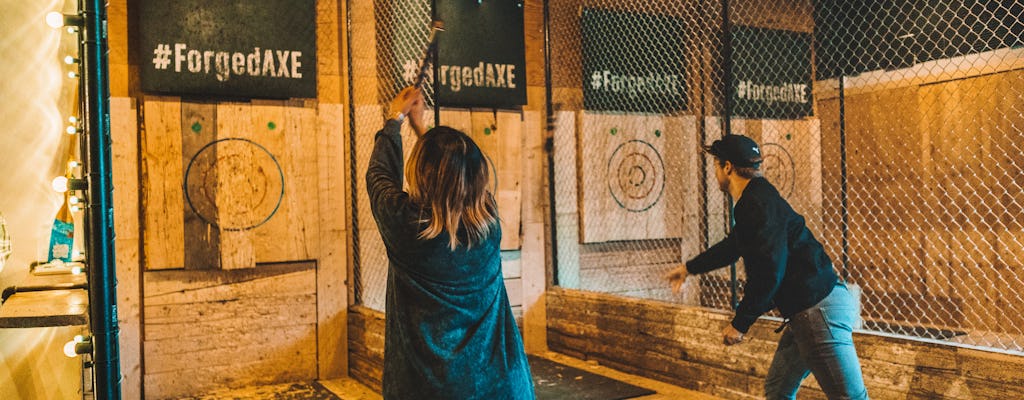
[142,263,317,399]
[548,288,1024,400]
[111,96,142,400]
[468,110,523,250]
[579,112,685,243]
[0,290,88,328]
[214,103,257,270]
[317,102,349,379]
[142,97,185,270]
[181,101,220,270]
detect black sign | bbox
[139,0,317,99]
[731,26,813,119]
[581,8,688,113]
[435,0,527,108]
[386,1,526,108]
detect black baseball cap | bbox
[703,134,763,168]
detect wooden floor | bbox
[182,351,723,399]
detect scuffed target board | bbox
[730,118,823,233]
[143,99,320,270]
[579,112,687,243]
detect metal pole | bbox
[83,0,121,398]
[721,0,738,310]
[431,0,440,127]
[839,76,849,281]
[543,0,559,286]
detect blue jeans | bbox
[764,283,869,400]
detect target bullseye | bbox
[607,139,665,212]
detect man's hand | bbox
[664,264,689,295]
[722,324,744,346]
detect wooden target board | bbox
[142,99,320,270]
[730,118,823,233]
[579,112,687,243]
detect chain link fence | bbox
[349,0,432,311]
[550,0,1024,354]
[348,0,1024,353]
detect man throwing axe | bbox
[665,134,869,400]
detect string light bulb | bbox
[62,335,92,358]
[64,56,78,65]
[45,12,64,28]
[65,125,79,135]
[45,12,84,29]
[67,71,79,79]
[52,176,69,193]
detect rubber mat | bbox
[530,355,657,400]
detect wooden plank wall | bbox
[109,0,349,397]
[578,113,686,243]
[348,306,385,394]
[142,99,321,271]
[142,263,317,399]
[548,288,1024,400]
[817,50,1024,337]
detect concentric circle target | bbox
[760,142,795,197]
[184,138,284,231]
[607,139,665,212]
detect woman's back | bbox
[367,107,534,399]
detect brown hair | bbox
[406,126,498,250]
[716,157,763,179]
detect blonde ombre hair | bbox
[405,126,498,250]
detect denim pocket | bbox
[818,306,857,343]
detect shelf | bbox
[0,265,89,328]
[0,289,88,328]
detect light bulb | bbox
[52,176,69,193]
[68,160,80,168]
[64,56,76,65]
[66,27,77,34]
[46,12,64,28]
[63,340,77,357]
[69,196,80,205]
[74,335,85,343]
[68,116,77,124]
[67,71,78,79]
[71,265,84,275]
[66,125,78,135]
[70,205,81,213]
